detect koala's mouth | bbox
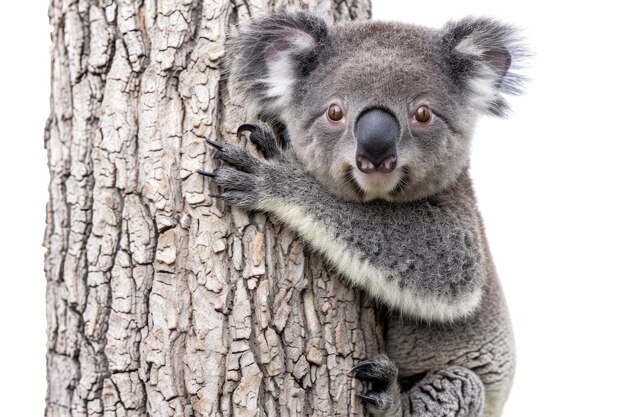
[346,165,408,201]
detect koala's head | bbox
[227,11,526,202]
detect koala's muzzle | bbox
[355,109,399,174]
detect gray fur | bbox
[227,12,526,203]
[207,11,526,417]
[212,142,486,319]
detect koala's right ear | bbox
[226,11,329,119]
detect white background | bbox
[0,1,624,415]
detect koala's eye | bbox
[327,104,344,122]
[414,105,432,123]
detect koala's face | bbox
[229,13,524,202]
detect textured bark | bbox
[44,1,378,416]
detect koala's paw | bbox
[352,355,401,416]
[198,122,286,209]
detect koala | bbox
[199,11,526,417]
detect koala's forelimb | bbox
[202,122,488,322]
[201,123,497,416]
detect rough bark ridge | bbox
[44,1,378,416]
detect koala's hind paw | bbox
[236,122,282,159]
[352,355,401,416]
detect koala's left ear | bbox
[441,17,527,116]
[226,11,329,119]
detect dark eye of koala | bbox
[415,105,432,123]
[327,104,344,122]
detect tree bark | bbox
[44,1,379,416]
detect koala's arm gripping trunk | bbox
[203,123,487,322]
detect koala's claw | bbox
[204,138,224,151]
[196,169,216,178]
[202,166,260,208]
[352,356,398,388]
[352,355,400,414]
[236,122,281,159]
[356,392,390,408]
[236,123,258,140]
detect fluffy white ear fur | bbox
[226,11,329,119]
[262,31,317,114]
[444,17,527,116]
[455,39,507,114]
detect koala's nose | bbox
[355,108,399,174]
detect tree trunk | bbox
[44,1,379,416]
